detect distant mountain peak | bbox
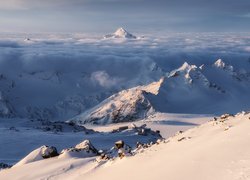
[168,62,197,79]
[114,27,128,36]
[214,59,226,68]
[104,27,137,39]
[167,62,211,86]
[213,59,235,74]
[178,62,197,71]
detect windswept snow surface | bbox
[1,112,250,180]
[0,113,211,165]
[84,112,250,180]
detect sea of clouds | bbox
[1,32,249,76]
[0,32,249,119]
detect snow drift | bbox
[13,145,59,168]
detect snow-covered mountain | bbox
[70,78,164,124]
[159,60,250,114]
[104,28,137,39]
[1,55,249,124]
[70,59,250,125]
[0,68,161,121]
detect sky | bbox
[0,0,249,33]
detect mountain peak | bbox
[178,62,197,72]
[104,27,136,39]
[114,27,127,36]
[141,77,165,95]
[180,62,190,70]
[213,59,235,73]
[214,59,226,68]
[167,62,210,86]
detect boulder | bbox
[59,140,99,158]
[106,140,132,159]
[75,140,99,154]
[115,140,125,149]
[220,113,233,119]
[41,146,59,159]
[134,124,162,138]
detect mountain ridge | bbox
[70,59,250,124]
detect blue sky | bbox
[0,0,249,33]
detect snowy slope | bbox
[1,112,250,180]
[1,112,178,165]
[83,112,250,180]
[70,78,165,124]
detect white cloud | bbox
[91,71,122,88]
[0,32,249,89]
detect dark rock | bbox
[115,140,124,149]
[105,140,132,159]
[0,163,12,170]
[41,146,59,159]
[34,120,96,133]
[220,113,234,120]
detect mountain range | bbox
[71,59,250,124]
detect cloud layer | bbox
[0,32,249,119]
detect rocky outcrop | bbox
[59,140,99,158]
